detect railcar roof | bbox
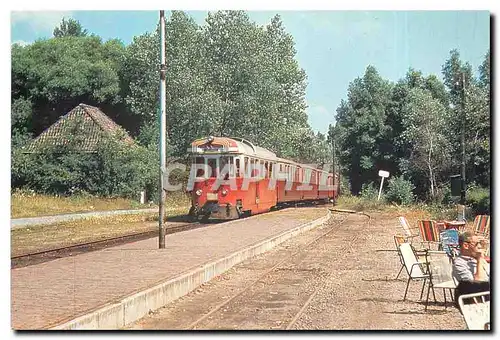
[191,136,331,173]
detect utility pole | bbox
[460,72,466,207]
[331,124,337,200]
[158,10,167,249]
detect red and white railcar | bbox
[187,136,339,220]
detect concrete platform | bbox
[11,207,330,330]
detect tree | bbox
[200,11,309,159]
[402,88,451,199]
[441,49,490,188]
[11,35,126,136]
[478,50,490,91]
[124,11,311,160]
[11,97,33,147]
[334,66,392,194]
[53,18,88,38]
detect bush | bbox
[11,134,160,201]
[433,184,454,205]
[466,185,490,216]
[339,175,351,196]
[360,182,379,201]
[424,203,457,221]
[385,175,415,206]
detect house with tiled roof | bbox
[23,104,135,153]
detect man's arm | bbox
[473,251,488,281]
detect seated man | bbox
[452,231,490,307]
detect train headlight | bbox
[221,189,228,196]
[195,189,203,196]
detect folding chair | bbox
[473,215,490,237]
[423,251,458,311]
[394,234,429,280]
[458,291,490,330]
[398,216,420,244]
[399,243,430,301]
[417,220,440,250]
[393,235,407,280]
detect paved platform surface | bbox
[11,207,327,329]
[11,208,158,229]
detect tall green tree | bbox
[201,10,309,156]
[53,18,89,37]
[442,49,490,188]
[124,11,310,160]
[384,68,451,198]
[402,88,451,199]
[334,66,392,194]
[11,35,127,136]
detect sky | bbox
[2,2,497,338]
[10,10,490,135]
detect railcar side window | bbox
[219,156,233,179]
[219,156,227,178]
[250,159,256,177]
[236,158,241,177]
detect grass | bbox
[11,206,189,257]
[335,194,476,232]
[10,190,191,218]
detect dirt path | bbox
[127,211,467,330]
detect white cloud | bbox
[11,11,73,36]
[11,40,31,46]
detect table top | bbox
[437,220,466,230]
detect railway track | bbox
[11,221,211,269]
[184,211,372,330]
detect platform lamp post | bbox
[158,10,167,249]
[330,123,337,202]
[460,72,466,208]
[452,72,467,221]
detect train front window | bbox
[193,157,205,177]
[207,158,217,178]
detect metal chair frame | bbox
[399,243,430,301]
[458,291,490,330]
[423,250,458,311]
